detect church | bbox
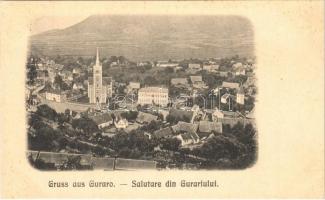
[88,48,113,104]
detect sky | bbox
[30,16,89,35]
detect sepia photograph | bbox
[1,1,324,198]
[26,15,257,171]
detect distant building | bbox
[114,117,129,129]
[190,76,208,89]
[234,68,246,76]
[45,88,66,102]
[198,121,223,138]
[156,61,179,68]
[218,71,229,77]
[236,86,245,105]
[222,81,240,90]
[190,76,202,83]
[176,132,200,146]
[72,68,81,75]
[172,121,198,135]
[171,78,188,86]
[73,82,84,90]
[221,93,235,104]
[188,63,201,70]
[138,87,169,106]
[202,64,219,72]
[88,48,113,104]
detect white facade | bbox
[45,91,66,102]
[236,93,245,105]
[138,87,169,106]
[114,119,129,129]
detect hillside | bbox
[29,15,254,61]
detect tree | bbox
[29,125,58,151]
[166,114,177,125]
[164,67,174,73]
[160,138,181,151]
[36,104,57,121]
[54,75,64,89]
[57,113,68,127]
[71,117,99,135]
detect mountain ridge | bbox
[29,15,254,61]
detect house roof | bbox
[198,121,223,133]
[190,76,202,83]
[90,113,113,125]
[154,127,174,139]
[172,121,198,134]
[171,78,188,85]
[222,81,240,89]
[180,132,200,141]
[136,112,158,124]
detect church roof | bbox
[88,77,112,85]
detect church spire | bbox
[96,47,100,65]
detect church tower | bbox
[93,48,103,104]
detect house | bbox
[114,117,129,129]
[45,88,67,102]
[190,76,202,83]
[153,127,174,139]
[156,61,179,68]
[110,62,119,67]
[170,78,189,86]
[72,67,82,75]
[171,121,198,135]
[176,132,200,146]
[189,75,208,89]
[72,82,84,90]
[232,62,243,69]
[202,64,219,72]
[136,112,158,124]
[137,61,151,67]
[212,108,252,127]
[198,121,223,138]
[221,93,235,104]
[188,63,201,70]
[218,71,229,77]
[234,68,246,76]
[222,81,240,90]
[90,113,113,129]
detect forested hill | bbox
[29,15,254,61]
